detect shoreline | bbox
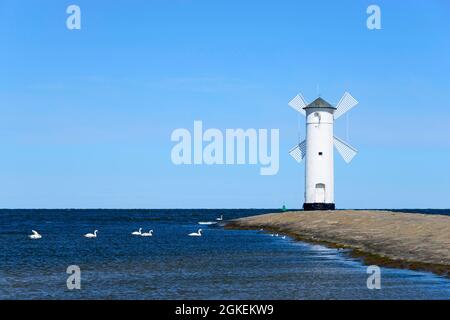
[225,210,450,277]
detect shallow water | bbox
[0,209,449,299]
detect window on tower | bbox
[318,152,323,156]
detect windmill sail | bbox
[289,140,306,163]
[334,92,358,120]
[333,136,358,163]
[288,94,307,116]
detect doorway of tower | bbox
[315,183,325,203]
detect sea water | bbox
[0,209,449,299]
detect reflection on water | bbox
[0,209,449,299]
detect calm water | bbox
[0,209,449,300]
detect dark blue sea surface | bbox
[0,209,449,299]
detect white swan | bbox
[29,230,42,240]
[84,230,98,238]
[131,228,142,236]
[216,215,223,221]
[188,229,202,237]
[141,230,153,237]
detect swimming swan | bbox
[216,215,223,221]
[141,230,153,237]
[188,229,202,237]
[198,221,217,225]
[131,228,142,236]
[29,230,42,240]
[84,230,98,238]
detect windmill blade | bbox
[334,92,358,120]
[334,136,358,163]
[289,140,306,163]
[288,94,307,116]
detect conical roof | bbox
[304,97,336,110]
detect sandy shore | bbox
[226,210,450,276]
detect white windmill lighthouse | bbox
[288,92,359,210]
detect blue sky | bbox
[1,0,449,209]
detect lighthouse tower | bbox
[288,92,359,211]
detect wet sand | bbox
[226,210,450,276]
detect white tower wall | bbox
[304,108,334,207]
